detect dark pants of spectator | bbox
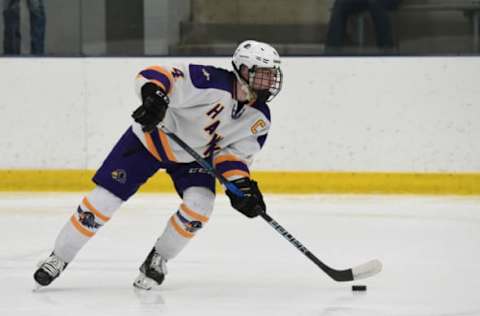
[326,0,401,48]
[3,0,46,55]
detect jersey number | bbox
[171,68,184,79]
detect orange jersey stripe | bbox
[150,79,167,93]
[82,197,110,222]
[159,131,177,162]
[146,66,174,95]
[70,215,95,238]
[223,170,250,179]
[144,132,162,161]
[213,154,244,166]
[169,216,193,239]
[180,203,209,223]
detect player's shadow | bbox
[133,287,166,306]
[32,285,166,309]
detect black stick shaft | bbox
[161,128,243,196]
[161,126,354,282]
[260,212,353,281]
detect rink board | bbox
[0,169,479,195]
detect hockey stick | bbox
[160,125,382,282]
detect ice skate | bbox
[33,253,67,288]
[133,248,168,290]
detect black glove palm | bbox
[226,178,266,218]
[132,83,169,132]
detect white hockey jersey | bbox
[131,63,271,180]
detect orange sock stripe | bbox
[169,216,193,239]
[82,197,110,222]
[223,170,250,179]
[213,154,244,166]
[70,215,95,238]
[180,203,209,223]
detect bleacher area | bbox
[171,0,480,55]
[358,0,480,53]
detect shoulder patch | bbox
[189,64,235,94]
[251,119,267,135]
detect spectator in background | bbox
[3,0,46,55]
[326,0,401,51]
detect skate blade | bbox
[133,273,158,290]
[32,282,43,292]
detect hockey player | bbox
[33,40,283,290]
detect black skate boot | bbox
[133,247,167,290]
[33,253,67,287]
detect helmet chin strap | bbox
[254,90,271,103]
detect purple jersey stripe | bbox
[140,69,172,93]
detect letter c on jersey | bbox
[250,119,266,134]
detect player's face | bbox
[251,68,277,91]
[239,65,282,102]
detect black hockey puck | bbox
[352,285,367,291]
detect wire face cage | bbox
[248,66,283,102]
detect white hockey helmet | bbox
[232,40,282,103]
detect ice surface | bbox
[1,192,479,316]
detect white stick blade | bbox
[352,259,383,280]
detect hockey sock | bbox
[154,187,214,260]
[53,186,123,262]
